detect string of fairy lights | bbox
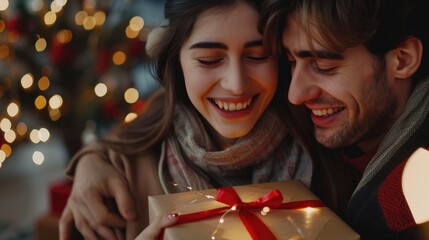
[168,182,322,239]
[0,0,152,168]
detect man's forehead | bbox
[282,16,317,49]
[282,16,345,58]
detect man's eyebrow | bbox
[285,48,344,60]
[189,42,227,50]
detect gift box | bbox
[148,180,360,240]
[49,180,72,215]
[34,180,84,240]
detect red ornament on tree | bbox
[49,38,77,69]
[97,49,111,75]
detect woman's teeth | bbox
[214,98,252,111]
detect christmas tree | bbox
[0,0,163,168]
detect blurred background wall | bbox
[0,0,164,239]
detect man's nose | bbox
[288,63,321,105]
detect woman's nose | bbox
[220,62,249,95]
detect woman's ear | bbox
[387,37,423,79]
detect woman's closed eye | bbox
[195,53,271,68]
[197,58,223,67]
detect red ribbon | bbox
[161,187,325,240]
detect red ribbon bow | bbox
[161,187,325,240]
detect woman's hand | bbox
[135,213,179,240]
[59,154,137,240]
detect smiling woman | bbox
[179,2,277,146]
[57,1,355,240]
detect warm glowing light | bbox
[38,76,50,90]
[32,151,44,165]
[304,207,319,216]
[0,20,5,32]
[4,129,16,143]
[0,0,9,11]
[75,11,87,25]
[35,95,47,110]
[49,108,61,121]
[0,150,5,164]
[38,128,50,142]
[125,26,139,39]
[44,11,57,25]
[402,148,429,224]
[124,88,139,104]
[94,83,107,97]
[1,144,12,157]
[50,1,62,13]
[30,129,41,143]
[30,0,44,12]
[56,29,72,43]
[35,38,48,52]
[129,16,144,31]
[7,102,19,117]
[124,112,138,123]
[21,73,34,89]
[94,11,106,26]
[16,122,27,136]
[112,51,126,65]
[48,94,63,109]
[0,44,9,58]
[305,207,314,214]
[55,0,67,7]
[211,203,237,239]
[83,16,96,30]
[261,206,270,216]
[0,118,12,132]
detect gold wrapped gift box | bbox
[149,180,360,240]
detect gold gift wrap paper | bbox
[148,180,360,240]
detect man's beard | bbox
[315,63,398,149]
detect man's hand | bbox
[59,154,137,240]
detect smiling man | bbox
[262,0,429,239]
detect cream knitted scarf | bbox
[158,104,310,193]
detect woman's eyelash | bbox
[197,59,222,66]
[196,54,269,67]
